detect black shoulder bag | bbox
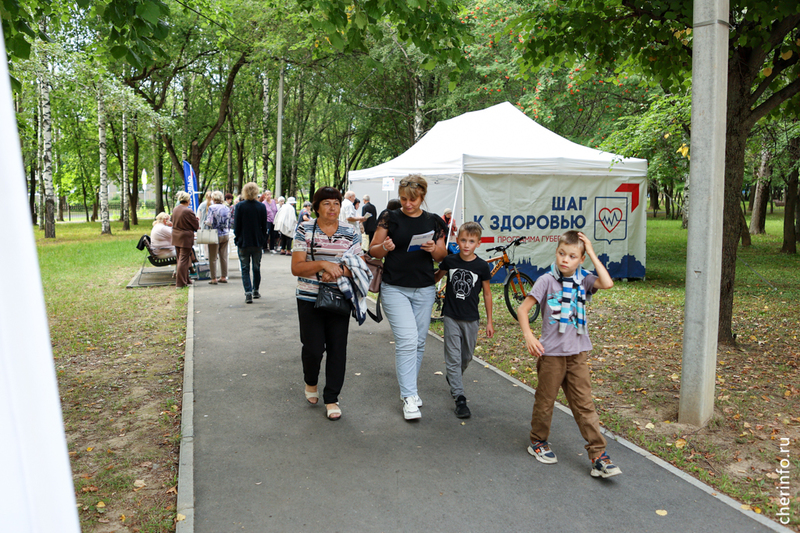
[310,221,352,316]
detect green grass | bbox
[38,219,185,533]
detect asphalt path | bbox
[176,251,789,533]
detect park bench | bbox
[136,235,177,269]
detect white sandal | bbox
[304,386,319,405]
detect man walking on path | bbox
[362,194,377,246]
[234,182,268,304]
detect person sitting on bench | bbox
[150,212,176,259]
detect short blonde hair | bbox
[242,182,259,201]
[211,190,224,203]
[153,212,170,227]
[176,191,191,204]
[398,174,427,201]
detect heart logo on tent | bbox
[598,208,624,232]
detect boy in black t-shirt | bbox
[434,222,494,418]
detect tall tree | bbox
[509,0,800,343]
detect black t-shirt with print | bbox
[377,209,447,288]
[440,254,492,321]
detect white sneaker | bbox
[402,397,421,420]
[400,394,423,407]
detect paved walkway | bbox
[176,251,789,533]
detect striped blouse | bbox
[293,220,362,302]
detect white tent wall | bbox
[0,28,81,533]
[465,173,647,282]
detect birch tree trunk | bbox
[98,90,112,235]
[122,112,130,230]
[40,63,55,238]
[37,83,44,228]
[154,131,164,214]
[262,76,270,190]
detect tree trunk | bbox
[97,91,112,235]
[236,139,245,192]
[781,137,799,254]
[81,180,90,223]
[413,75,424,142]
[154,132,164,215]
[39,22,55,238]
[749,149,770,234]
[308,146,319,200]
[121,113,130,230]
[227,114,234,194]
[131,128,140,225]
[57,196,65,222]
[262,75,270,191]
[649,182,660,216]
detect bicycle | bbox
[431,236,540,323]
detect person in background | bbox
[262,190,278,252]
[196,191,212,259]
[340,190,367,234]
[362,195,378,247]
[272,196,286,252]
[298,201,313,224]
[274,197,298,255]
[368,175,447,421]
[171,191,200,289]
[150,212,176,258]
[206,191,232,284]
[443,208,459,254]
[234,183,269,304]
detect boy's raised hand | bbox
[577,232,597,258]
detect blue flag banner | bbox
[182,160,200,212]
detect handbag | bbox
[363,256,383,293]
[196,228,219,244]
[310,221,352,316]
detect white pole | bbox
[679,0,729,426]
[0,29,81,532]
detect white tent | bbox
[348,102,648,280]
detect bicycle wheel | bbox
[430,290,445,322]
[504,272,539,322]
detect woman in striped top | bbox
[291,187,362,420]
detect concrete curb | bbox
[432,329,792,533]
[176,285,195,533]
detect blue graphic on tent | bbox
[594,196,628,244]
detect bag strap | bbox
[367,292,383,323]
[310,220,321,281]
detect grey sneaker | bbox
[253,291,261,299]
[402,397,421,420]
[591,452,622,478]
[527,440,558,464]
[245,292,253,304]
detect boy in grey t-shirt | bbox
[517,230,622,478]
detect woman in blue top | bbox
[368,174,447,421]
[206,191,232,284]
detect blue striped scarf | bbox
[549,263,589,335]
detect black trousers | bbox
[297,299,350,404]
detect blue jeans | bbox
[380,282,436,398]
[238,246,262,294]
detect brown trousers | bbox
[175,246,193,288]
[529,351,606,459]
[208,236,229,280]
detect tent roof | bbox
[349,102,647,180]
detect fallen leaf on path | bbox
[675,438,687,449]
[134,480,146,488]
[176,514,186,522]
[96,501,105,508]
[81,485,98,493]
[645,422,655,429]
[656,510,667,516]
